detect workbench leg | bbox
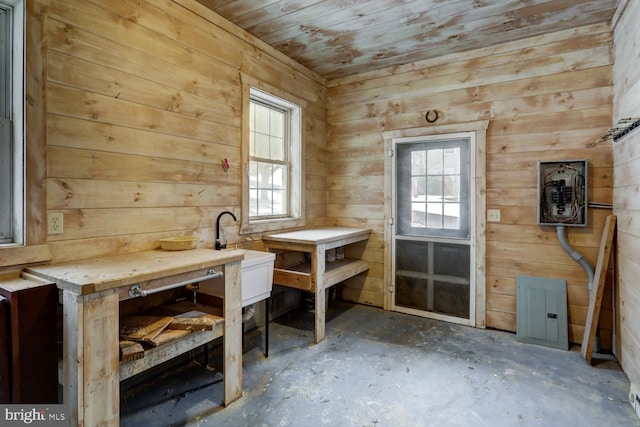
[265,297,269,358]
[312,248,326,344]
[223,261,243,406]
[63,289,119,427]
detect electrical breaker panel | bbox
[537,160,587,227]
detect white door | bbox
[391,132,476,326]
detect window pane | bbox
[270,136,284,161]
[270,110,284,138]
[0,7,8,119]
[0,118,11,239]
[272,164,284,188]
[254,133,269,158]
[257,189,272,215]
[0,5,13,241]
[249,161,258,194]
[254,104,270,134]
[257,162,272,189]
[272,190,285,215]
[249,103,255,131]
[249,188,258,216]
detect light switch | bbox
[487,209,501,222]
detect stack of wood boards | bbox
[118,311,221,361]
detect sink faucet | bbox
[215,211,237,250]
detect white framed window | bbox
[249,95,291,219]
[0,0,24,246]
[240,77,305,234]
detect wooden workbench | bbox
[26,248,244,427]
[262,227,370,343]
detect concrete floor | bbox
[121,301,640,427]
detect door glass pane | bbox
[444,204,460,229]
[411,150,425,175]
[396,138,469,239]
[444,176,459,201]
[427,149,442,175]
[411,203,425,227]
[426,203,442,228]
[443,148,460,174]
[411,176,425,200]
[427,175,442,197]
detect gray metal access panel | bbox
[516,275,568,350]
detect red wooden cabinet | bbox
[0,274,58,403]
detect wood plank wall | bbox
[327,22,614,344]
[612,0,640,389]
[43,0,327,262]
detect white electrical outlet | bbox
[487,209,501,222]
[234,207,240,219]
[48,212,64,235]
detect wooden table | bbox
[26,249,244,427]
[262,227,370,343]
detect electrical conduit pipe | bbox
[556,225,595,291]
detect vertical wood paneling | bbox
[613,0,640,388]
[327,22,613,343]
[43,0,327,262]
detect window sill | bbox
[239,218,306,235]
[0,244,52,269]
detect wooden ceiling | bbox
[197,0,620,81]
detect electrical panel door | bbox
[517,275,568,350]
[537,160,587,226]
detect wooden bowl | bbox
[159,236,199,251]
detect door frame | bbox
[383,120,489,328]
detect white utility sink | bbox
[239,249,276,306]
[199,249,275,307]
